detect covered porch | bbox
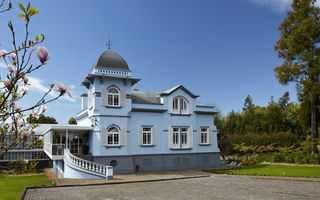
[43,125,93,160]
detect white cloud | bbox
[0,62,76,102]
[28,77,76,102]
[248,0,320,13]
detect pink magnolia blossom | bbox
[8,0,12,9]
[20,86,29,95]
[13,104,21,112]
[55,82,74,98]
[18,119,25,127]
[21,131,29,140]
[4,80,13,90]
[38,136,44,142]
[40,105,47,113]
[22,75,29,85]
[32,111,40,119]
[10,52,17,61]
[0,49,7,57]
[8,65,17,74]
[37,46,50,63]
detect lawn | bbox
[0,175,53,200]
[208,164,320,178]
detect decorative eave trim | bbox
[160,85,199,98]
[196,105,215,108]
[194,111,218,115]
[132,102,164,105]
[131,108,167,113]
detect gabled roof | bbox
[160,85,199,98]
[131,90,161,104]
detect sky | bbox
[0,0,306,123]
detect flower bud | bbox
[21,131,29,140]
[37,46,50,63]
[4,80,13,90]
[0,50,7,57]
[10,52,17,61]
[8,0,12,9]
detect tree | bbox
[0,1,73,158]
[274,0,320,154]
[27,114,57,124]
[68,117,77,125]
[242,95,254,112]
[278,91,290,109]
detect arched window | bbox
[172,96,188,114]
[107,87,120,106]
[107,126,120,145]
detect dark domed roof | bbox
[93,50,130,72]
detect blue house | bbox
[43,48,221,179]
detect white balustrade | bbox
[64,149,112,179]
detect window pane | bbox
[108,127,119,132]
[181,132,187,144]
[173,133,178,144]
[147,133,151,144]
[114,95,119,105]
[173,98,179,110]
[108,134,113,144]
[108,94,113,105]
[114,134,119,144]
[143,127,151,132]
[108,88,119,93]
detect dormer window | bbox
[172,96,189,114]
[107,87,120,106]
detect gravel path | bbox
[24,175,320,200]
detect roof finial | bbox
[107,37,112,50]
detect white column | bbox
[66,129,69,149]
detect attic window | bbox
[172,96,188,114]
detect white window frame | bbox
[200,127,209,145]
[107,87,120,107]
[172,96,189,114]
[107,126,120,146]
[142,127,152,146]
[171,127,189,149]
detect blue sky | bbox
[0,0,301,123]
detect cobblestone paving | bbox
[24,175,320,200]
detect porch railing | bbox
[64,149,113,179]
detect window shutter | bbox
[100,127,107,145]
[120,88,126,106]
[168,97,173,113]
[152,127,157,145]
[188,98,193,114]
[208,128,212,145]
[198,128,201,145]
[120,128,126,145]
[139,126,143,145]
[168,127,173,148]
[88,89,93,108]
[101,87,108,105]
[187,128,193,148]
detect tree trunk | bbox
[310,100,319,154]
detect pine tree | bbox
[274,0,320,154]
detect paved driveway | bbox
[24,175,320,200]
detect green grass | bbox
[208,164,320,178]
[0,175,53,200]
